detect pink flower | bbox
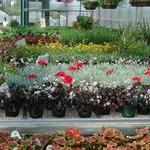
[132,76,142,83]
[68,66,77,72]
[55,71,66,77]
[37,59,48,66]
[74,61,84,69]
[62,74,74,85]
[24,74,37,79]
[106,69,114,75]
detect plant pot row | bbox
[4,103,150,118]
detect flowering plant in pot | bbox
[3,84,26,117]
[121,84,139,118]
[27,87,47,119]
[93,87,113,116]
[72,89,95,118]
[82,0,99,10]
[50,83,69,118]
[137,86,150,115]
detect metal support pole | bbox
[21,0,24,25]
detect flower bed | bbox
[0,127,149,149]
[1,60,150,118]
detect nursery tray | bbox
[0,109,149,135]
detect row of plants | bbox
[9,42,150,63]
[0,60,150,118]
[0,127,149,149]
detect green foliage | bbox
[76,15,93,29]
[0,27,16,40]
[139,20,150,45]
[9,20,20,28]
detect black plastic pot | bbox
[4,102,20,117]
[94,106,110,116]
[122,105,136,118]
[52,106,66,118]
[78,109,92,118]
[137,104,150,115]
[29,104,44,118]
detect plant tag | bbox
[15,38,26,47]
[46,145,53,150]
[11,130,21,139]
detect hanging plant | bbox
[99,0,122,9]
[130,0,150,7]
[82,0,99,10]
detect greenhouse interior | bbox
[0,0,150,149]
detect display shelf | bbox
[0,113,149,135]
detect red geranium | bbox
[55,71,66,77]
[25,74,37,79]
[37,59,48,66]
[106,69,114,75]
[132,76,142,83]
[68,66,77,72]
[74,61,84,69]
[62,74,74,85]
[144,67,150,76]
[144,70,150,76]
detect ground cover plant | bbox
[0,127,149,149]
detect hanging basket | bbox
[83,0,99,10]
[101,2,118,9]
[130,0,150,7]
[100,0,119,9]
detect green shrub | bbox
[76,16,93,29]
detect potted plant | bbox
[50,83,68,118]
[3,84,27,117]
[76,15,93,29]
[99,0,123,9]
[82,0,99,10]
[129,0,150,7]
[121,84,139,118]
[93,87,113,116]
[28,88,46,118]
[73,90,94,118]
[137,87,150,115]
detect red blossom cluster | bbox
[144,67,150,76]
[68,61,84,72]
[65,128,84,142]
[25,74,37,79]
[37,59,48,66]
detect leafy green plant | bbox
[139,19,150,45]
[76,15,93,29]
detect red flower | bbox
[74,61,84,69]
[144,70,150,76]
[25,74,37,79]
[55,71,66,77]
[68,66,77,72]
[106,69,114,75]
[73,133,84,142]
[65,128,80,137]
[65,128,83,142]
[62,74,74,85]
[37,59,48,66]
[132,76,142,83]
